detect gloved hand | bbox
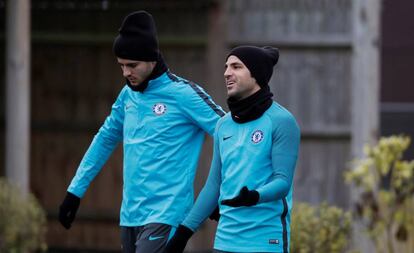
[164,225,194,253]
[208,205,220,221]
[221,186,259,207]
[59,192,80,229]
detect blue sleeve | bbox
[182,124,222,231]
[178,82,225,136]
[67,87,126,198]
[256,113,300,203]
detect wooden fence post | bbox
[351,0,381,252]
[5,0,31,194]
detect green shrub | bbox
[290,202,353,253]
[344,135,414,253]
[0,178,47,253]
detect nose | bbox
[122,67,131,77]
[224,67,232,79]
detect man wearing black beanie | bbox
[58,11,224,253]
[166,46,300,253]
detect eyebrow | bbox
[225,62,243,68]
[119,62,138,66]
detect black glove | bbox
[59,192,80,229]
[164,225,194,253]
[209,205,220,221]
[221,186,259,207]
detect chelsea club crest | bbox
[153,103,167,116]
[251,130,264,144]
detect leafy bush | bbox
[0,178,47,253]
[290,202,353,253]
[344,135,414,253]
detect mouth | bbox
[226,81,236,88]
[128,79,138,85]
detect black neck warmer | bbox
[227,88,273,123]
[126,54,168,92]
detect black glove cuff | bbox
[62,192,81,208]
[176,225,194,240]
[250,190,260,205]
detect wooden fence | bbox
[0,0,380,252]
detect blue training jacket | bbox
[183,102,300,253]
[68,71,225,227]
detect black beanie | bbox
[227,46,279,89]
[113,11,159,61]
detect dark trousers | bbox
[121,223,175,253]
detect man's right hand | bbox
[59,192,80,229]
[164,225,194,253]
[221,186,259,207]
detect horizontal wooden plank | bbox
[29,121,351,140]
[0,33,208,47]
[228,36,352,49]
[29,0,213,11]
[3,121,352,143]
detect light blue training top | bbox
[68,71,225,227]
[182,102,300,253]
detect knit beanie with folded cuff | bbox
[113,10,159,61]
[226,46,279,90]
